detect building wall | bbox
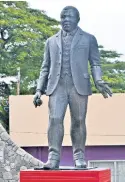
[9,94,125,146]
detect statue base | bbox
[20,166,111,182]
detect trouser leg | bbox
[69,86,88,166]
[47,79,68,166]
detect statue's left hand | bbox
[96,80,112,98]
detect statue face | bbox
[60,8,79,32]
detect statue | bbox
[33,6,112,169]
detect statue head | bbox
[60,6,80,32]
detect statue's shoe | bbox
[43,160,59,169]
[75,159,87,168]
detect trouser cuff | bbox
[74,151,84,160]
[48,152,60,161]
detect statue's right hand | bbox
[33,91,43,108]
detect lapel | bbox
[71,27,84,50]
[55,30,62,51]
[55,27,84,57]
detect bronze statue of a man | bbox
[34,6,112,169]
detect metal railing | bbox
[88,160,125,182]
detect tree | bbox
[0,81,10,132]
[90,46,125,93]
[100,46,125,93]
[0,1,59,94]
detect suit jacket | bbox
[37,27,102,96]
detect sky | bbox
[27,0,125,60]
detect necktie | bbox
[63,33,72,45]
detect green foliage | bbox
[0,1,59,94]
[100,46,125,93]
[90,46,125,93]
[0,82,10,132]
